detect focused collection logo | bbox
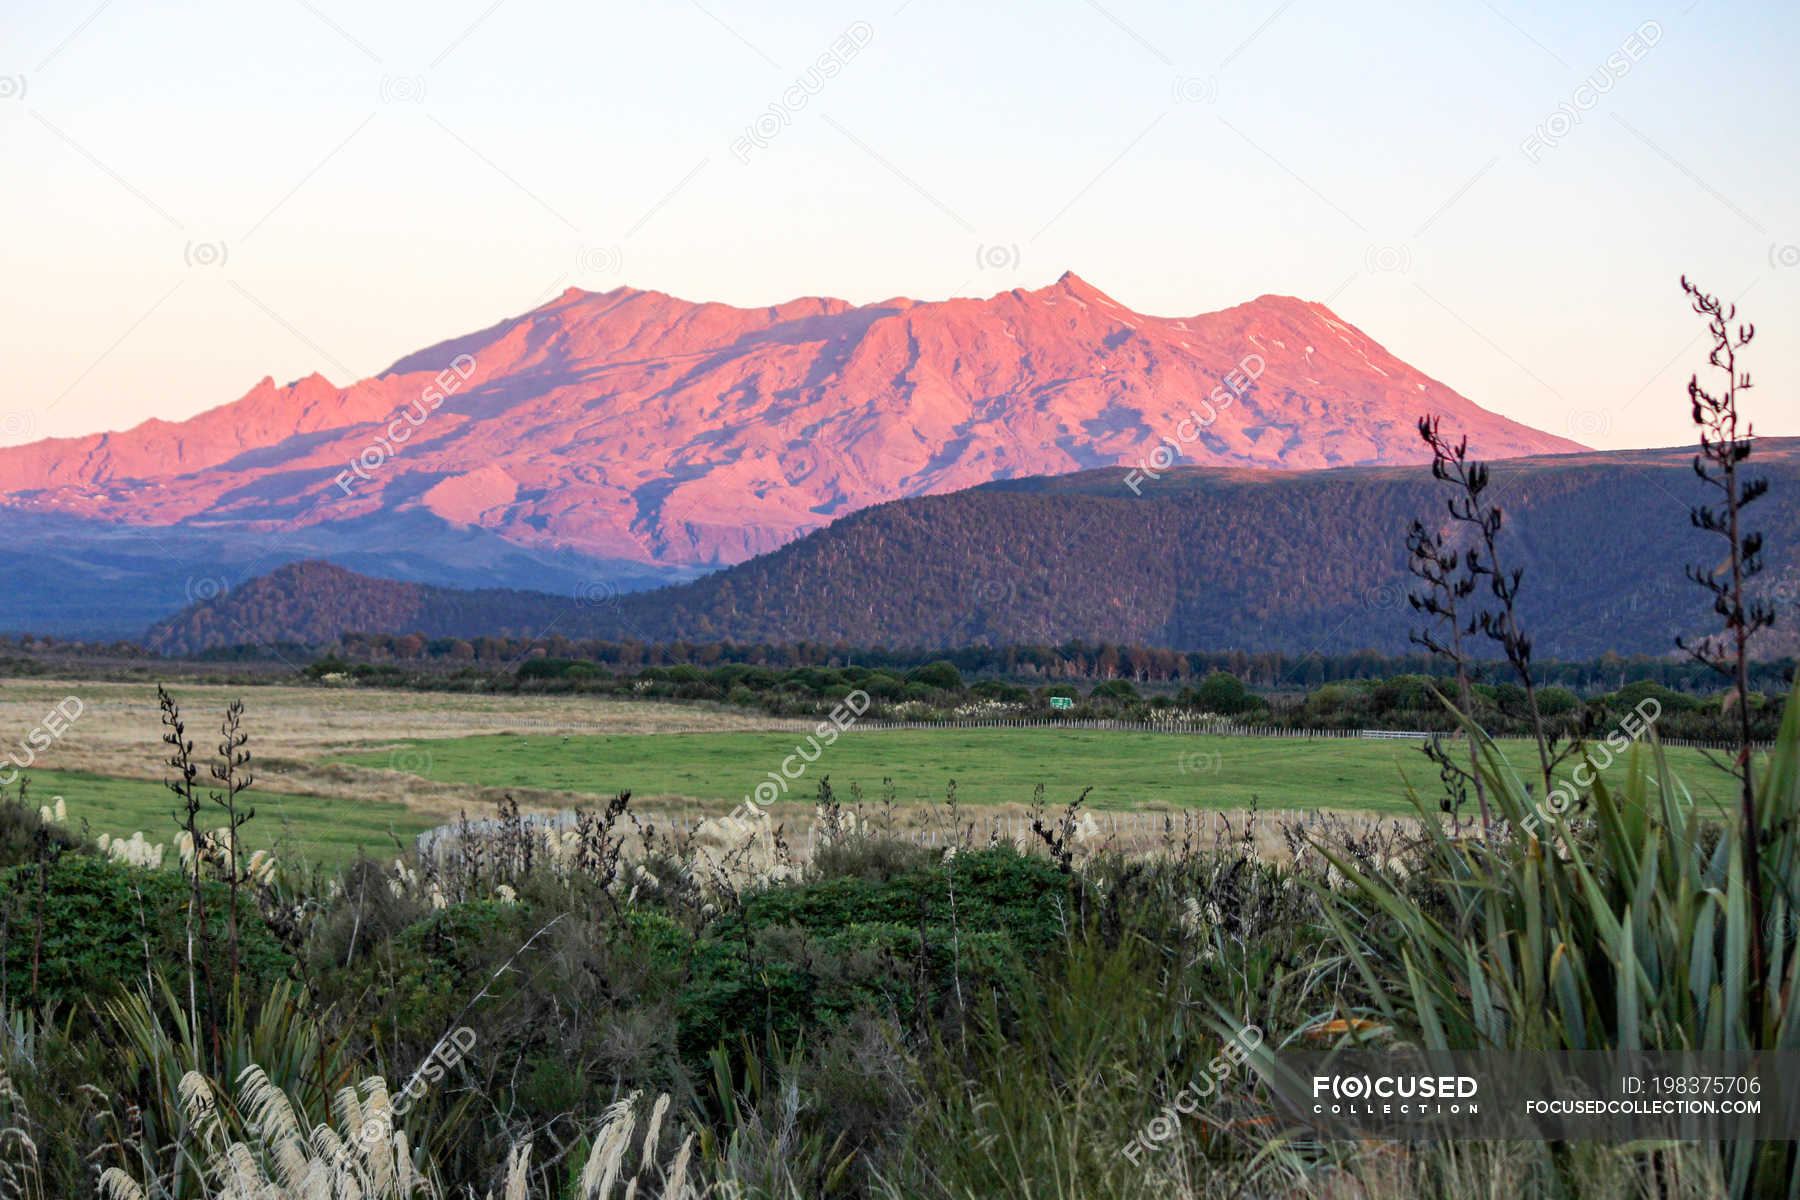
[1312,1073,1480,1117]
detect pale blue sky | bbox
[2,0,1795,452]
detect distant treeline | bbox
[303,634,1795,696]
[7,627,1790,697]
[303,653,1789,743]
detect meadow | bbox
[1,670,1746,868]
[8,686,1795,1199]
[340,725,1745,814]
[17,769,432,868]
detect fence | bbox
[540,712,1769,752]
[745,715,1766,751]
[839,717,1427,737]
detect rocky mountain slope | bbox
[3,273,1578,577]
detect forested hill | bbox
[144,441,1800,660]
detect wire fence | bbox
[761,715,1766,752]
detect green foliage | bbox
[971,679,1032,704]
[1535,684,1579,715]
[1194,669,1253,714]
[676,851,1065,1061]
[0,853,290,1011]
[904,661,963,691]
[1302,683,1356,722]
[676,921,1020,1061]
[861,671,905,700]
[0,787,92,868]
[738,849,1070,955]
[517,656,599,680]
[303,653,353,677]
[1611,678,1703,713]
[887,935,1245,1198]
[1296,678,1800,1196]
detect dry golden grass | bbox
[0,678,812,827]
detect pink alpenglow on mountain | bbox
[0,272,1582,568]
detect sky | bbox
[2,0,1796,453]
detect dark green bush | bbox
[970,680,1031,704]
[860,671,908,700]
[1606,678,1701,713]
[0,853,290,1009]
[1194,670,1252,713]
[0,791,92,869]
[517,657,599,681]
[904,661,963,691]
[740,848,1070,956]
[1536,685,1579,715]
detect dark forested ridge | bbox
[142,441,1800,659]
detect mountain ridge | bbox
[1,272,1581,578]
[142,439,1800,661]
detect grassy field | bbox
[339,727,1744,814]
[4,676,1746,861]
[15,770,434,868]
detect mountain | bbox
[1,273,1581,635]
[144,440,1800,660]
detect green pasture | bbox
[15,770,432,868]
[340,728,1743,814]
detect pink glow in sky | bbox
[2,0,1796,453]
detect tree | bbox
[1091,679,1139,702]
[1195,670,1251,715]
[906,661,963,691]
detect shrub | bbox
[971,680,1031,704]
[810,835,937,883]
[302,855,428,971]
[1090,679,1138,702]
[1194,670,1252,714]
[0,788,92,869]
[1369,674,1433,715]
[517,657,599,681]
[905,661,962,691]
[711,663,779,690]
[0,853,290,1009]
[1607,678,1701,713]
[862,672,906,700]
[1536,684,1579,715]
[741,848,1071,955]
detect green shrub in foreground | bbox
[0,853,290,1009]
